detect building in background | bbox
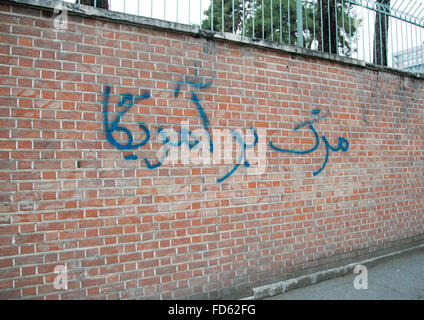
[393,44,424,74]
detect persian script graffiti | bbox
[102,80,263,182]
[269,109,349,176]
[102,85,150,157]
[102,81,350,182]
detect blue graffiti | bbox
[269,109,349,176]
[142,126,201,169]
[217,128,258,183]
[102,82,260,183]
[103,82,349,183]
[102,86,150,156]
[173,80,213,152]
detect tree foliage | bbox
[202,0,361,57]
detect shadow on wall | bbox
[80,0,109,10]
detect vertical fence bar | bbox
[420,26,422,72]
[411,18,415,70]
[400,18,404,69]
[410,22,413,71]
[327,0,331,53]
[356,0,359,60]
[405,8,412,67]
[348,0,352,56]
[405,21,409,70]
[137,0,140,16]
[420,25,423,73]
[395,17,399,68]
[177,0,179,22]
[386,7,390,67]
[243,0,245,37]
[363,2,367,60]
[305,0,308,46]
[211,0,214,31]
[394,17,398,68]
[383,5,386,65]
[151,0,153,18]
[164,0,166,20]
[415,24,418,70]
[371,5,376,63]
[280,0,283,43]
[289,0,291,45]
[232,0,235,34]
[408,6,413,71]
[320,0,323,51]
[361,2,365,60]
[412,3,423,69]
[262,0,265,39]
[379,5,383,65]
[342,0,344,55]
[188,0,190,24]
[271,0,274,41]
[334,0,338,54]
[297,0,303,47]
[253,2,255,37]
[313,0,316,50]
[405,2,415,66]
[418,26,422,71]
[222,0,224,32]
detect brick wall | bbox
[0,1,423,299]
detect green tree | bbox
[202,0,244,33]
[318,0,361,56]
[202,0,360,57]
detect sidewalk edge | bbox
[240,243,424,300]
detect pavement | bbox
[264,247,424,300]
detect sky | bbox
[66,0,211,24]
[63,0,424,68]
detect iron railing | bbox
[70,0,424,75]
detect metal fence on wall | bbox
[72,0,424,75]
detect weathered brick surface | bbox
[0,2,423,299]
